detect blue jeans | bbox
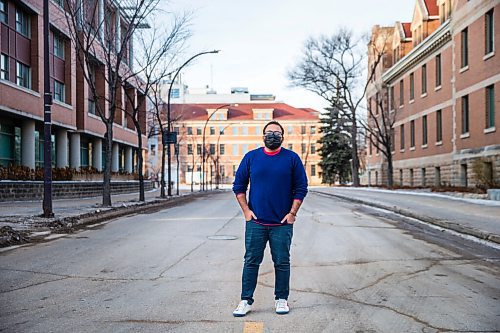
[241,221,293,305]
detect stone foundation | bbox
[0,181,153,201]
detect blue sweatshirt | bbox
[232,147,308,226]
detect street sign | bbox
[162,130,177,145]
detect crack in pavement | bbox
[256,261,472,332]
[257,279,449,332]
[155,212,241,281]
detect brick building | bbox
[366,0,499,188]
[153,103,322,187]
[0,0,147,175]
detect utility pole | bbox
[42,0,53,217]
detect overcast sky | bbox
[165,0,415,111]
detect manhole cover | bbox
[207,235,238,240]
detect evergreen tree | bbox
[318,106,352,185]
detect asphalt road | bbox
[0,191,499,333]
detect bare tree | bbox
[360,85,397,187]
[63,0,160,206]
[121,15,191,201]
[360,26,396,187]
[288,28,382,187]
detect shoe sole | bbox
[233,312,249,317]
[276,310,289,315]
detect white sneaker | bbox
[233,300,252,317]
[275,299,289,314]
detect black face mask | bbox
[264,132,283,150]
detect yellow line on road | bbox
[243,321,264,333]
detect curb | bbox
[0,190,222,248]
[311,190,500,245]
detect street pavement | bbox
[312,187,500,245]
[0,191,499,332]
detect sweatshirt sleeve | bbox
[232,153,250,195]
[292,154,308,201]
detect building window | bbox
[461,28,468,68]
[310,126,316,134]
[410,120,415,148]
[310,143,316,154]
[436,110,442,142]
[220,144,225,155]
[0,54,8,80]
[390,129,395,152]
[53,32,65,59]
[196,127,202,135]
[232,144,238,155]
[242,144,248,154]
[187,127,192,135]
[288,143,293,150]
[54,80,65,102]
[485,9,494,55]
[369,135,372,155]
[301,143,306,154]
[409,73,414,100]
[219,126,225,135]
[0,0,7,24]
[390,85,394,110]
[16,61,31,89]
[288,126,293,134]
[210,127,215,135]
[435,54,442,87]
[15,9,30,38]
[311,164,316,177]
[242,126,248,135]
[232,127,238,135]
[187,144,193,155]
[486,85,495,129]
[150,144,156,156]
[255,126,261,135]
[462,95,469,134]
[209,144,215,155]
[422,115,428,146]
[400,124,405,150]
[421,64,427,95]
[196,144,201,155]
[301,125,306,134]
[399,79,404,106]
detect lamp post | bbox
[166,50,219,196]
[214,122,235,189]
[201,104,230,191]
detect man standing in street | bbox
[232,121,308,317]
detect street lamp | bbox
[201,104,230,191]
[215,122,235,189]
[165,50,220,196]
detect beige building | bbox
[153,103,323,187]
[366,0,499,188]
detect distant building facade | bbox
[366,0,499,188]
[0,0,147,175]
[150,102,323,187]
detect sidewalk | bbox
[311,186,500,245]
[0,186,216,248]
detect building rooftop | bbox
[167,103,319,122]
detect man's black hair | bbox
[263,121,284,135]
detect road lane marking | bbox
[243,321,264,333]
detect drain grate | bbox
[207,235,238,240]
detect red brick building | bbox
[0,0,146,174]
[366,0,499,188]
